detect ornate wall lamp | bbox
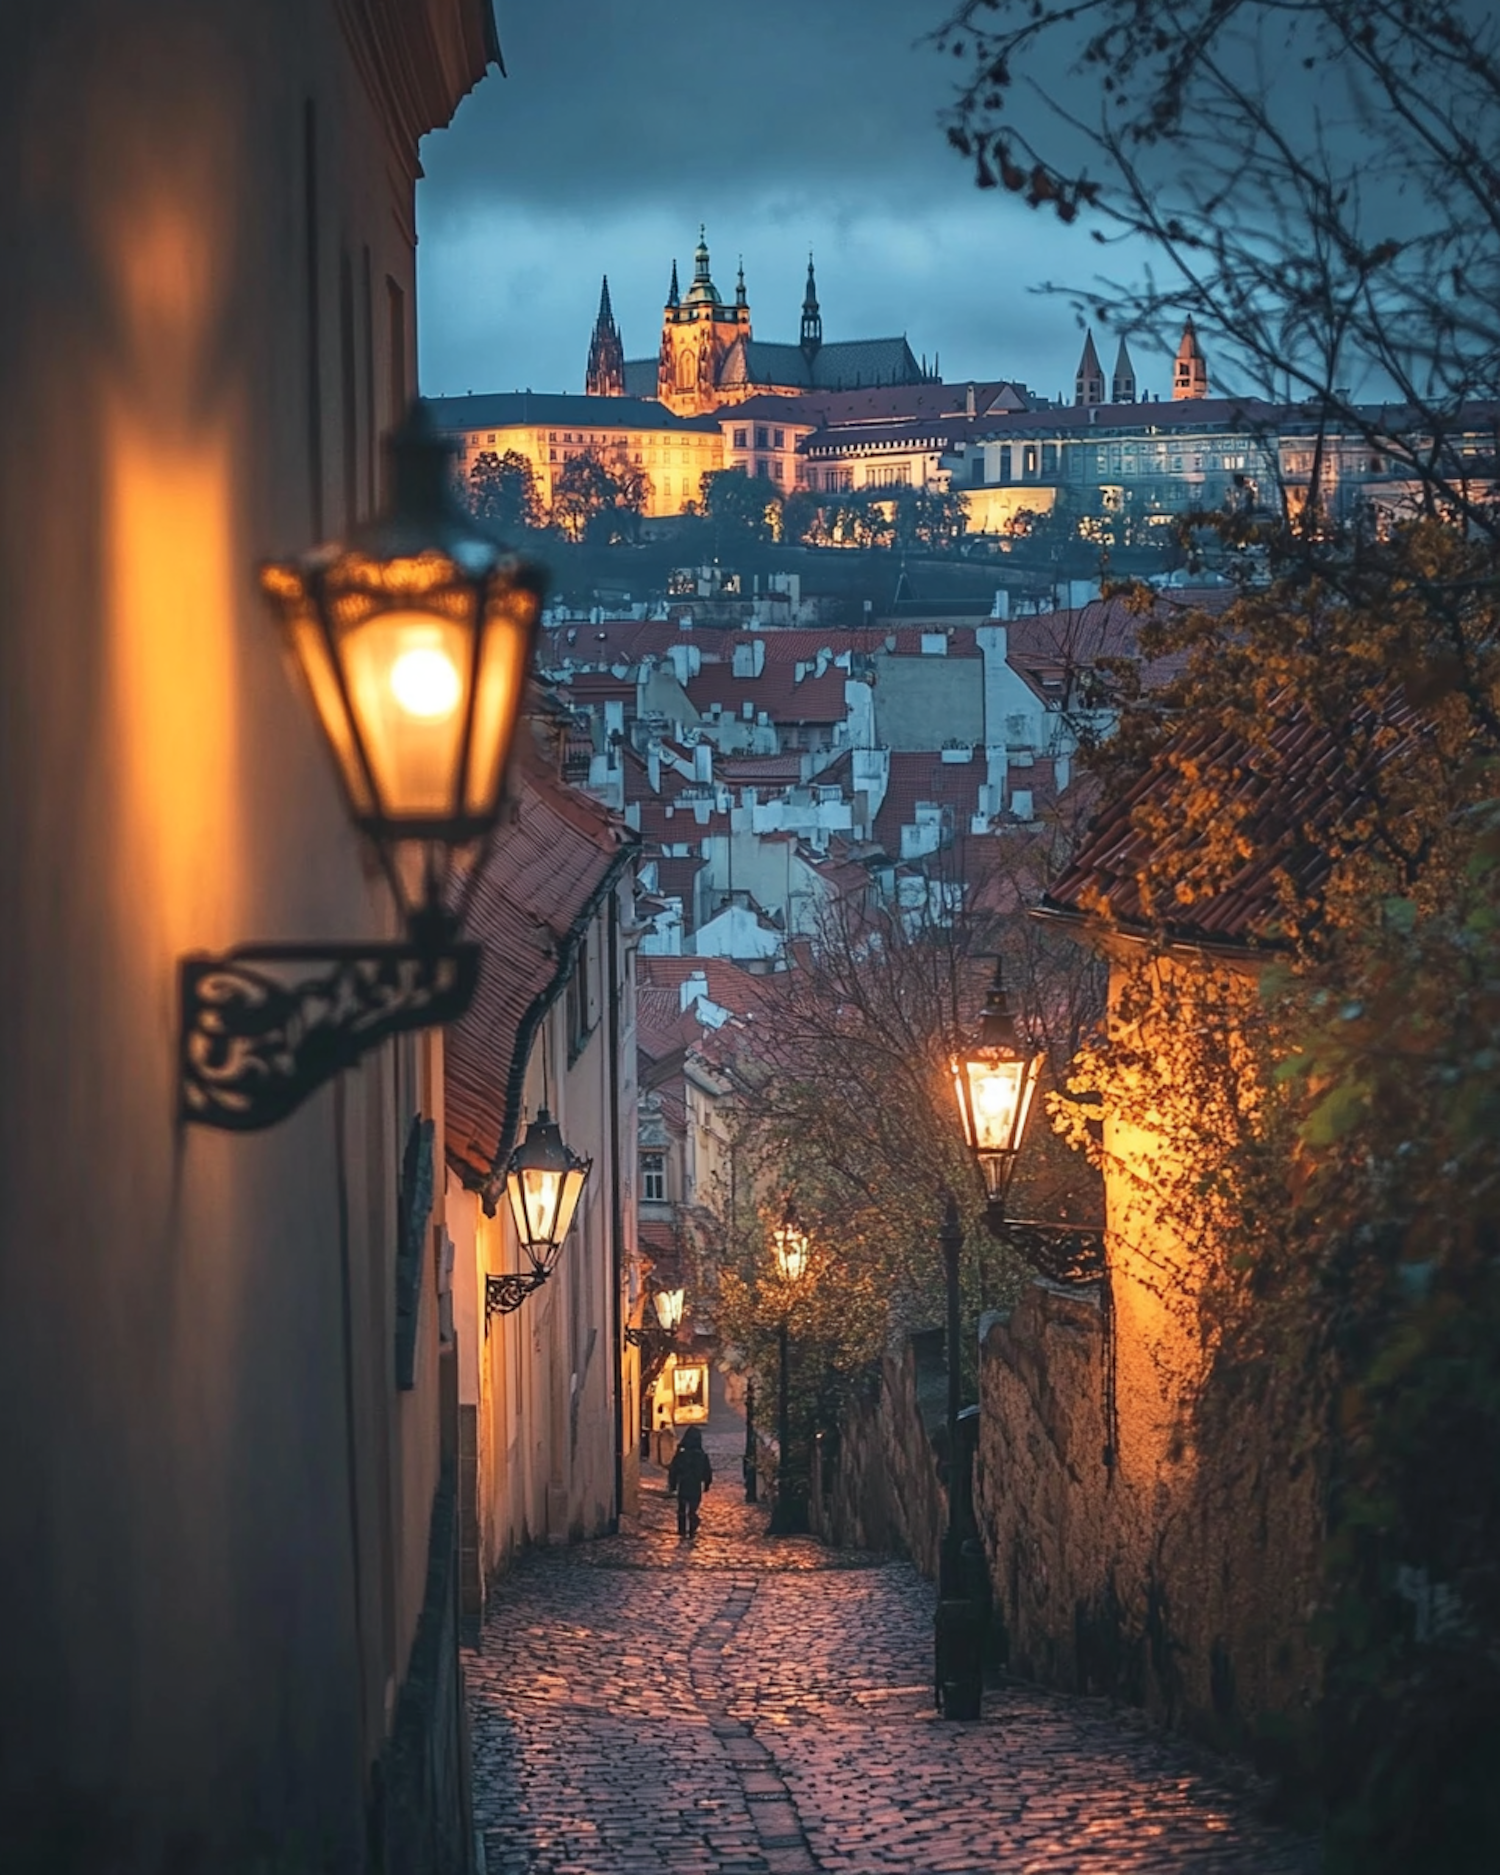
[624,1285,687,1393]
[951,959,1104,1284]
[484,1109,592,1322]
[179,407,547,1131]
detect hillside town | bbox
[4,3,1499,1875]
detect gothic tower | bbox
[656,226,752,416]
[800,252,822,360]
[1075,328,1105,405]
[585,275,625,398]
[1173,316,1209,399]
[1111,336,1137,403]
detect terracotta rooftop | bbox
[445,735,635,1193]
[1041,692,1424,948]
[873,752,986,858]
[636,954,772,1022]
[685,660,850,724]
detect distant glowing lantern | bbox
[951,960,1043,1220]
[654,1287,686,1333]
[503,1108,592,1287]
[259,403,546,912]
[771,1197,810,1285]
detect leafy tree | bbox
[468,449,542,536]
[894,487,969,553]
[701,467,781,544]
[550,447,648,545]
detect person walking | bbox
[666,1425,713,1538]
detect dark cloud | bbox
[415,1,1170,402]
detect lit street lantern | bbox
[771,1197,810,1284]
[951,958,1043,1227]
[259,403,547,921]
[180,405,548,1131]
[485,1109,591,1322]
[504,1108,591,1282]
[654,1286,686,1333]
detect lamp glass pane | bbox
[961,1054,1029,1155]
[286,613,375,815]
[465,589,541,817]
[551,1164,587,1247]
[339,608,473,820]
[773,1225,809,1284]
[510,1163,564,1250]
[655,1287,685,1331]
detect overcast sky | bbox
[415,0,1171,406]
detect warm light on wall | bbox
[179,409,548,1131]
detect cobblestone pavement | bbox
[467,1425,1321,1875]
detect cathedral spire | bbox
[1074,328,1105,405]
[685,225,720,305]
[667,259,680,309]
[585,272,625,398]
[735,256,747,308]
[1111,336,1137,403]
[800,250,822,356]
[1172,315,1209,399]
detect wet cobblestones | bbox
[467,1430,1320,1874]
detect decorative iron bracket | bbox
[180,940,481,1131]
[990,1212,1107,1285]
[624,1323,676,1388]
[485,1270,548,1323]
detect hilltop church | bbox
[585,228,933,417]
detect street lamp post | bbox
[768,1197,810,1536]
[933,959,1108,1721]
[743,1376,758,1504]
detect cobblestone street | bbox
[467,1424,1320,1875]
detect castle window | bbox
[998,446,1013,483]
[772,460,784,482]
[773,429,785,448]
[1042,444,1059,475]
[733,428,747,448]
[1024,446,1038,476]
[641,1153,666,1203]
[756,427,769,449]
[550,432,557,441]
[755,459,770,478]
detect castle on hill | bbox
[585,228,934,418]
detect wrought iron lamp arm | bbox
[180,936,480,1132]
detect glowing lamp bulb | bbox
[390,643,461,720]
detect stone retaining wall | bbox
[975,1280,1325,1762]
[817,1281,1326,1770]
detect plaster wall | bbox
[871,655,985,751]
[0,1,485,1864]
[466,883,635,1600]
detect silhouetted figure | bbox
[667,1425,713,1538]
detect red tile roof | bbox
[445,738,635,1193]
[636,954,773,1021]
[1041,691,1424,948]
[873,753,986,857]
[685,660,850,724]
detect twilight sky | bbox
[414,0,1170,406]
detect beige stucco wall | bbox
[0,2,484,1865]
[454,876,639,1608]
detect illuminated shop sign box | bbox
[671,1359,709,1423]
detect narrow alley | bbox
[467,1417,1320,1875]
